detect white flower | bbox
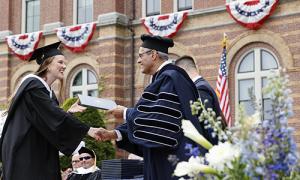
[205,142,240,172]
[246,111,261,127]
[174,156,218,177]
[182,120,213,150]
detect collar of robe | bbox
[19,74,53,98]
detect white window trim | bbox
[142,0,161,18]
[173,0,194,12]
[73,0,78,25]
[70,68,98,97]
[234,48,279,120]
[21,0,26,33]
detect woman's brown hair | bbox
[3,56,65,115]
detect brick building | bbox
[0,0,300,158]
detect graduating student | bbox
[0,42,101,180]
[103,34,214,180]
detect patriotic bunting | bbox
[226,0,279,30]
[56,23,96,52]
[142,12,188,38]
[6,32,42,60]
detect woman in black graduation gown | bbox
[0,42,101,180]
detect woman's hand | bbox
[67,99,87,113]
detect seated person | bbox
[67,147,101,180]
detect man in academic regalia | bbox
[103,34,216,180]
[0,42,101,180]
[175,55,227,132]
[66,147,101,180]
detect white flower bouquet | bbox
[173,70,300,180]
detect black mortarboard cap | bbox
[29,41,63,65]
[78,147,95,158]
[141,34,174,54]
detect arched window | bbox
[70,68,98,97]
[235,48,279,119]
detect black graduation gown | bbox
[0,77,90,180]
[116,64,211,180]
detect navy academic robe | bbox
[195,77,226,129]
[116,64,213,180]
[0,77,89,180]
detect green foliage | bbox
[59,98,115,169]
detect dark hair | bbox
[175,55,197,70]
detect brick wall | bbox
[0,0,300,157]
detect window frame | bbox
[73,0,94,24]
[22,0,40,33]
[235,47,279,119]
[70,68,98,97]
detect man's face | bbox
[71,154,82,170]
[79,153,94,169]
[137,47,154,75]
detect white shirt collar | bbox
[156,60,172,73]
[20,74,52,98]
[192,75,202,83]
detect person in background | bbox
[100,34,213,179]
[175,55,227,131]
[67,147,101,180]
[0,42,102,180]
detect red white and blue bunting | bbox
[142,12,188,38]
[226,0,279,30]
[56,23,96,52]
[6,32,42,60]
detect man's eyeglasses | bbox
[138,50,152,58]
[72,160,80,163]
[79,156,92,161]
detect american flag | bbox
[216,35,232,127]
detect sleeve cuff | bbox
[123,108,127,122]
[115,130,123,141]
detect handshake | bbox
[87,127,118,141]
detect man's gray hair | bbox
[157,51,169,61]
[143,48,169,61]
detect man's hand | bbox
[67,99,87,113]
[87,127,103,141]
[108,105,126,119]
[97,128,118,141]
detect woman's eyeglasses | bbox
[79,156,92,161]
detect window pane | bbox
[238,51,254,73]
[178,0,192,11]
[85,7,93,22]
[88,90,98,97]
[240,101,255,116]
[263,99,272,120]
[262,77,271,99]
[146,0,160,16]
[261,50,278,70]
[73,71,83,86]
[72,91,82,97]
[86,0,93,6]
[87,70,97,84]
[26,17,33,32]
[77,0,93,23]
[239,79,254,101]
[78,0,85,8]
